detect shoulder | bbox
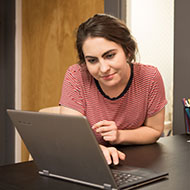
[66,64,89,78]
[66,64,83,74]
[133,63,158,73]
[65,64,92,85]
[133,63,161,80]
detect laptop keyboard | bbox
[112,170,144,187]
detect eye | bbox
[105,53,116,59]
[87,58,98,64]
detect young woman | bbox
[59,14,167,165]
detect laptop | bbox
[7,109,168,190]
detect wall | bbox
[127,0,174,124]
[15,0,22,163]
[0,0,15,166]
[173,0,190,134]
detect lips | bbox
[101,73,116,80]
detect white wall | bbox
[15,0,22,163]
[127,0,174,122]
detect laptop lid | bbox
[7,109,168,190]
[7,109,117,189]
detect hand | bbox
[99,145,126,165]
[92,120,120,144]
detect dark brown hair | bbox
[76,14,138,64]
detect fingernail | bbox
[114,161,119,165]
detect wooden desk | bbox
[0,134,189,190]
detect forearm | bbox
[116,126,162,145]
[94,109,165,145]
[115,109,165,145]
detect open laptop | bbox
[7,109,168,190]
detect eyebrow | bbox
[102,49,116,57]
[85,49,116,59]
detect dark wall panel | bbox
[173,0,190,134]
[104,0,126,22]
[0,0,15,166]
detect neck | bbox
[101,82,127,99]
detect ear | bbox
[126,53,131,63]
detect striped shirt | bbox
[59,63,167,145]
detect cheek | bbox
[86,64,98,77]
[115,56,127,69]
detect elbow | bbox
[152,130,163,143]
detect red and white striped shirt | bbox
[59,63,167,145]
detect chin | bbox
[103,81,120,88]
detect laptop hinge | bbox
[103,183,113,190]
[42,170,50,176]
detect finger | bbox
[92,124,99,130]
[103,135,116,142]
[99,145,112,165]
[96,126,116,133]
[118,150,126,160]
[109,147,119,165]
[92,120,112,129]
[96,127,111,133]
[101,130,116,136]
[103,149,112,165]
[101,131,117,142]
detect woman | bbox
[59,14,167,165]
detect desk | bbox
[0,134,189,190]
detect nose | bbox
[99,60,110,73]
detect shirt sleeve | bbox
[59,66,85,115]
[147,68,167,117]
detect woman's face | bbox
[82,37,129,91]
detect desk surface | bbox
[0,134,189,190]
